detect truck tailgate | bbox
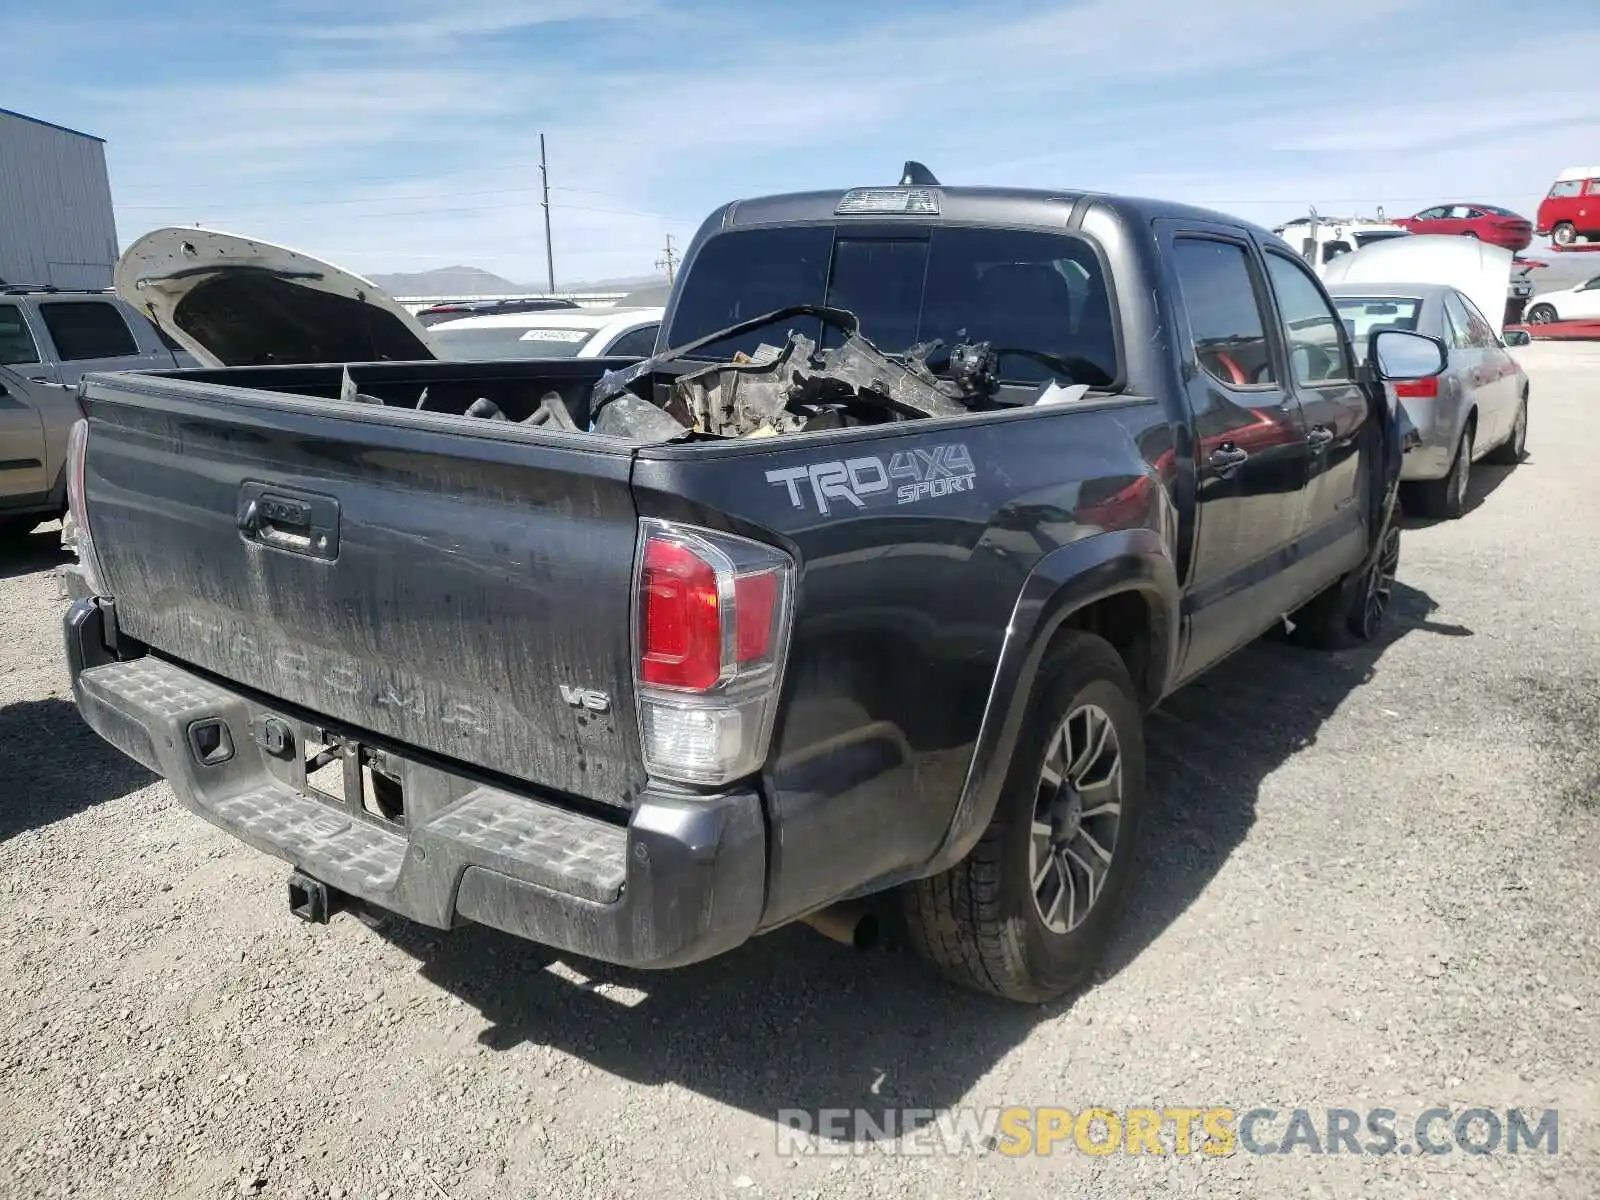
[80,375,646,808]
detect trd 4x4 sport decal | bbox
[766,445,977,516]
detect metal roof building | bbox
[0,107,118,290]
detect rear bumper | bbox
[63,599,767,969]
[1396,394,1459,481]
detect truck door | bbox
[1158,224,1312,679]
[1261,250,1371,591]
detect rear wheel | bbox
[1552,222,1577,246]
[1484,394,1528,465]
[902,631,1146,1003]
[1526,303,1558,325]
[1411,422,1473,519]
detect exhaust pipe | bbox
[800,900,880,950]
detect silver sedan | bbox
[1327,282,1529,519]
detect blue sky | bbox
[5,0,1599,286]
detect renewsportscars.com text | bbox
[774,1106,1560,1158]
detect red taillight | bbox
[734,572,779,663]
[1394,378,1439,398]
[632,520,795,785]
[639,539,723,690]
[65,417,109,595]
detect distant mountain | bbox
[367,267,669,298]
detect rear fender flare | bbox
[921,528,1178,877]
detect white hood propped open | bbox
[1321,234,1514,334]
[115,228,438,368]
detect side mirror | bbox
[1369,328,1447,381]
[1502,329,1532,347]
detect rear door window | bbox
[1168,237,1276,387]
[0,305,41,365]
[37,301,139,361]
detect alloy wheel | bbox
[1358,526,1401,639]
[1029,703,1124,935]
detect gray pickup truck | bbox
[61,170,1435,1002]
[1,288,195,538]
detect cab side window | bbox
[0,305,41,365]
[1169,237,1277,388]
[1548,181,1583,198]
[1264,252,1353,385]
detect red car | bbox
[1395,204,1533,251]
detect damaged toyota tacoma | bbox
[60,169,1434,1002]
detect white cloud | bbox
[27,0,1593,285]
[299,0,658,44]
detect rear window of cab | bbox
[666,225,1120,388]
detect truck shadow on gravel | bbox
[0,526,69,582]
[371,580,1459,1139]
[0,698,158,841]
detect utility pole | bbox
[655,233,678,285]
[539,133,556,294]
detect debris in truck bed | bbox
[593,393,696,441]
[588,304,973,441]
[668,328,970,439]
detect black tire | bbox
[901,631,1147,1003]
[1288,522,1403,649]
[1552,222,1576,247]
[1483,393,1528,465]
[1525,303,1558,325]
[1410,421,1473,519]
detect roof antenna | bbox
[900,161,940,186]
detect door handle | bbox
[1307,425,1334,448]
[1208,444,1249,469]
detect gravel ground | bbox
[2,344,1597,1199]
